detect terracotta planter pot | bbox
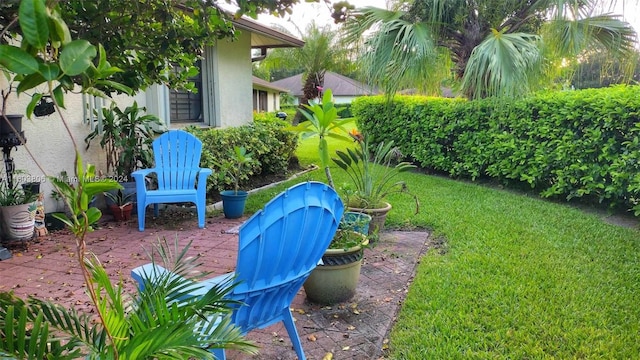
[347,202,392,235]
[110,203,133,221]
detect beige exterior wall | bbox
[1,78,109,212]
[253,86,282,113]
[211,32,253,128]
[269,91,280,112]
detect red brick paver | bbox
[0,209,431,359]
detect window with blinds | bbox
[169,62,203,123]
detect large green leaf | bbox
[47,7,72,46]
[0,46,39,75]
[60,40,97,76]
[18,0,49,48]
[53,86,65,108]
[38,63,60,81]
[462,30,542,98]
[95,80,131,95]
[25,94,41,119]
[16,72,46,94]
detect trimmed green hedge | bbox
[352,86,640,214]
[187,118,297,193]
[336,103,352,118]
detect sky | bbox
[256,0,389,36]
[255,0,640,44]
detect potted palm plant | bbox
[290,88,373,304]
[333,130,419,234]
[85,102,165,180]
[103,189,135,221]
[217,146,257,219]
[303,218,370,304]
[289,88,351,188]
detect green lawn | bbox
[246,121,640,358]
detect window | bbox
[253,89,268,112]
[169,62,203,123]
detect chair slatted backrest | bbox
[153,130,204,191]
[231,182,344,331]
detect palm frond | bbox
[462,30,543,98]
[359,16,440,96]
[0,292,87,359]
[126,237,258,357]
[544,14,636,59]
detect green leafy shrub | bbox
[352,85,640,215]
[336,103,352,118]
[279,106,299,120]
[187,118,297,193]
[253,109,297,123]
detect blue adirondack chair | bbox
[131,130,212,231]
[131,181,344,359]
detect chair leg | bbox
[197,203,206,228]
[210,348,226,360]
[153,203,159,217]
[282,309,306,360]
[137,201,146,232]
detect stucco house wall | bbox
[213,34,253,128]
[2,17,302,213]
[0,80,108,213]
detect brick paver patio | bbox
[0,207,431,359]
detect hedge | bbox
[352,85,640,215]
[336,103,352,118]
[187,118,297,193]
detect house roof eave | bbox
[232,16,304,49]
[252,76,290,93]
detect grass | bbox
[245,119,640,358]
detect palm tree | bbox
[258,21,353,123]
[343,0,637,99]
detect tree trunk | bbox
[292,71,326,125]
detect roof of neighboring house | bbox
[252,76,290,93]
[232,16,304,49]
[270,71,379,97]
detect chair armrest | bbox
[131,169,157,193]
[196,168,213,190]
[131,263,221,298]
[198,168,213,177]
